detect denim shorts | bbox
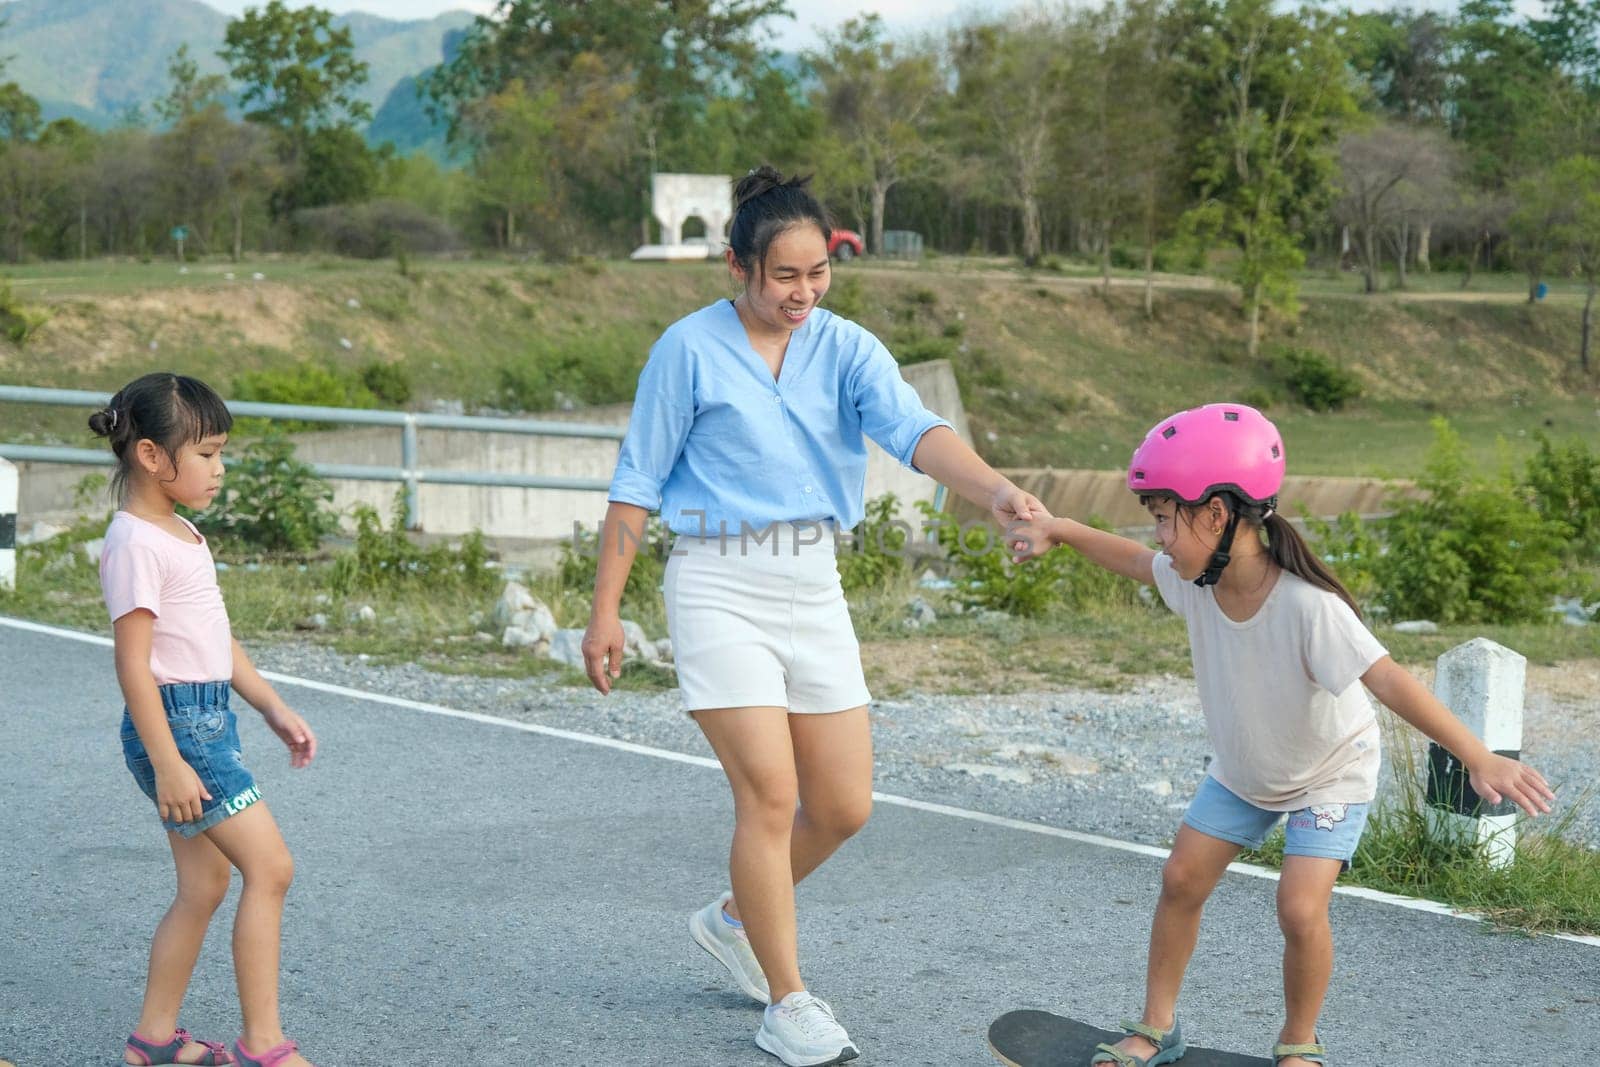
[1183,775,1370,863]
[120,681,261,838]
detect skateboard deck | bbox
[988,1010,1272,1066]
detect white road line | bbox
[6,613,1596,949]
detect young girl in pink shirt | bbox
[93,373,318,1067]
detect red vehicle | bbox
[828,228,863,260]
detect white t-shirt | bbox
[1152,553,1387,810]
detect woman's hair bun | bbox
[734,165,809,211]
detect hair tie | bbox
[105,407,118,429]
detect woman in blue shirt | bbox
[583,167,1044,1067]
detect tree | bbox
[952,18,1067,265]
[809,16,944,255]
[1346,10,1452,122]
[1335,121,1458,292]
[423,0,788,240]
[1450,0,1567,187]
[155,44,231,127]
[0,82,41,143]
[1172,0,1359,356]
[1507,164,1566,303]
[464,78,555,249]
[221,1,371,166]
[1547,155,1600,373]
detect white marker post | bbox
[1426,637,1525,868]
[0,457,16,591]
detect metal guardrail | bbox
[0,385,626,530]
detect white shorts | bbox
[663,524,872,715]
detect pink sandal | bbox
[124,1027,234,1065]
[231,1037,308,1067]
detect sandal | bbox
[1272,1038,1328,1065]
[231,1038,308,1067]
[1090,1017,1187,1066]
[124,1027,235,1065]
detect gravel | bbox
[248,640,1600,853]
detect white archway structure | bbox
[631,173,732,261]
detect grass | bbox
[3,254,1596,482]
[1240,714,1600,936]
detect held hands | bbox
[1006,517,1059,564]
[989,484,1048,527]
[154,760,212,825]
[1467,752,1556,818]
[583,613,625,695]
[264,706,318,768]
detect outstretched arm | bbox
[911,426,1044,524]
[1007,515,1156,586]
[1361,656,1553,817]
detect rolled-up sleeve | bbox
[848,335,952,470]
[608,335,695,511]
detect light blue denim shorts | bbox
[1183,775,1370,862]
[120,680,262,838]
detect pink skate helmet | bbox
[1127,403,1285,507]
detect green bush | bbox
[494,330,644,413]
[233,363,377,430]
[1524,432,1600,560]
[359,360,413,406]
[917,501,1068,618]
[329,495,496,594]
[0,279,49,344]
[194,432,338,556]
[1374,420,1564,623]
[1304,509,1384,611]
[1275,347,1361,411]
[891,329,960,365]
[825,274,866,321]
[837,494,913,595]
[558,513,669,622]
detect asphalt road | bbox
[2,618,1596,1066]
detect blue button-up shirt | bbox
[608,300,952,534]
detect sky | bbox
[197,0,1549,55]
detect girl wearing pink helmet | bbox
[1006,403,1553,1067]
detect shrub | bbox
[837,494,913,595]
[193,431,338,556]
[0,279,49,344]
[359,360,413,406]
[1275,347,1361,411]
[295,199,461,259]
[329,494,496,594]
[891,329,959,365]
[825,274,866,320]
[233,363,376,431]
[1524,432,1600,560]
[558,512,668,622]
[917,501,1068,618]
[1373,420,1564,623]
[1304,509,1384,611]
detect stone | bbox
[356,604,377,624]
[654,637,674,663]
[1140,779,1174,797]
[621,619,658,663]
[547,628,587,669]
[1392,620,1439,634]
[907,596,938,627]
[80,538,105,565]
[18,521,68,545]
[994,743,1100,776]
[502,626,546,650]
[944,762,1033,785]
[492,581,537,629]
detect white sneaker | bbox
[756,991,859,1066]
[688,891,770,1005]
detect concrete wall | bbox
[14,360,972,542]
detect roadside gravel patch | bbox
[249,641,1600,852]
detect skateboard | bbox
[988,1010,1273,1066]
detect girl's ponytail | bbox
[1262,511,1361,617]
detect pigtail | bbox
[1263,511,1362,617]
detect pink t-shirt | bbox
[99,511,234,685]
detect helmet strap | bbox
[1193,509,1242,588]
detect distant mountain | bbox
[0,0,474,152]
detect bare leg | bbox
[786,706,873,886]
[1107,826,1242,1061]
[1274,856,1343,1067]
[202,802,311,1067]
[128,832,231,1066]
[694,706,805,1002]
